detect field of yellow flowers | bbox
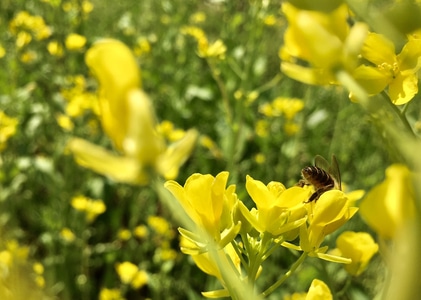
[1,0,421,299]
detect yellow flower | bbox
[306,279,332,300]
[0,45,5,58]
[133,225,149,239]
[191,242,241,298]
[117,229,132,241]
[239,176,308,237]
[301,190,358,253]
[56,114,74,131]
[115,262,148,289]
[334,231,378,276]
[165,172,240,251]
[71,195,106,223]
[47,41,64,57]
[82,0,94,14]
[0,111,18,151]
[147,216,171,236]
[65,33,87,50]
[68,39,198,184]
[280,3,368,85]
[99,288,124,300]
[272,97,304,120]
[60,227,76,242]
[359,164,416,240]
[352,32,421,104]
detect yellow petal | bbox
[85,39,141,150]
[389,73,418,105]
[306,279,333,300]
[67,138,146,184]
[361,32,396,66]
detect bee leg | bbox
[305,191,321,203]
[296,179,308,188]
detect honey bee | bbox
[298,155,342,203]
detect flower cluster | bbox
[280,2,421,105]
[165,171,365,297]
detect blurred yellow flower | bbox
[147,216,171,236]
[133,37,151,56]
[181,26,226,59]
[56,114,74,131]
[71,195,106,223]
[0,45,5,58]
[190,12,206,24]
[65,33,87,50]
[272,97,304,120]
[352,32,421,104]
[60,227,76,242]
[16,31,32,48]
[255,119,269,138]
[68,39,197,184]
[133,225,149,239]
[117,229,132,241]
[280,3,367,85]
[99,288,124,300]
[9,11,51,41]
[263,14,277,26]
[20,50,37,63]
[47,41,64,57]
[115,262,148,289]
[82,0,94,14]
[359,164,416,240]
[0,111,18,152]
[334,231,378,276]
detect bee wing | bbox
[314,154,342,190]
[329,155,342,190]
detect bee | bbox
[298,155,342,203]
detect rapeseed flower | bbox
[71,195,106,223]
[239,176,308,237]
[352,32,421,104]
[115,262,148,289]
[68,39,197,184]
[65,33,87,50]
[359,164,416,240]
[165,172,240,252]
[280,3,367,85]
[333,231,378,276]
[0,111,18,151]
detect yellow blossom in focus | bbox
[116,262,148,289]
[71,195,106,223]
[99,288,124,300]
[47,41,64,57]
[0,111,18,151]
[68,40,197,184]
[359,164,416,240]
[165,172,240,252]
[60,227,76,242]
[134,225,149,239]
[65,33,87,50]
[298,190,358,262]
[334,231,378,276]
[56,114,74,131]
[240,176,308,237]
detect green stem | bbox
[261,252,308,297]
